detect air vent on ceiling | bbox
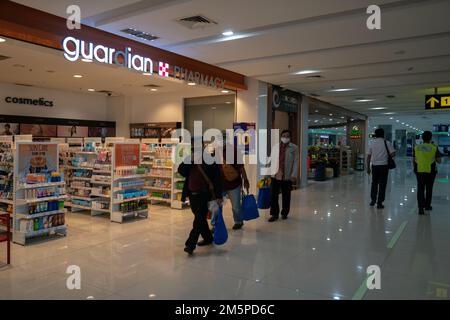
[305,75,323,79]
[143,84,161,88]
[121,28,159,42]
[177,15,217,29]
[0,55,11,61]
[14,83,33,87]
[309,93,320,97]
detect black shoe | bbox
[268,216,278,222]
[197,240,213,247]
[370,202,376,207]
[232,223,243,230]
[419,208,425,215]
[377,204,384,209]
[281,215,288,220]
[184,247,194,255]
[425,206,432,211]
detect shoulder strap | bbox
[384,140,392,159]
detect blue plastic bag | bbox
[242,194,260,221]
[257,187,271,209]
[213,206,228,245]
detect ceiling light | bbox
[355,99,374,102]
[329,113,333,116]
[221,90,230,93]
[350,118,354,121]
[340,116,345,119]
[187,82,196,86]
[383,112,395,115]
[315,110,319,113]
[314,120,319,123]
[401,123,405,125]
[329,119,333,121]
[389,117,394,120]
[329,88,355,92]
[82,59,92,63]
[73,75,83,78]
[222,31,234,36]
[396,120,400,122]
[143,72,152,76]
[0,37,6,43]
[370,107,387,110]
[226,101,232,104]
[88,89,95,92]
[295,70,319,75]
[150,88,158,92]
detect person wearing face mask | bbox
[178,137,223,255]
[268,129,299,222]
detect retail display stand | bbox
[111,142,149,223]
[13,142,67,245]
[67,138,112,216]
[340,147,352,175]
[0,136,14,229]
[171,142,190,209]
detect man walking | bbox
[414,131,441,215]
[367,128,395,209]
[269,130,299,222]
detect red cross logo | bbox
[159,62,169,77]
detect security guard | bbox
[413,131,441,215]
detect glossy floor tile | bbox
[1,158,449,300]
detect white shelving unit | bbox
[111,142,149,223]
[13,142,67,245]
[170,142,190,209]
[67,140,112,216]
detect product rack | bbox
[13,142,67,245]
[111,142,149,223]
[0,136,14,231]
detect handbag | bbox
[213,206,228,245]
[242,192,260,221]
[384,140,396,170]
[257,187,271,209]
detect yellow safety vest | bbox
[414,143,437,173]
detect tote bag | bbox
[213,206,228,245]
[257,187,271,209]
[242,193,260,221]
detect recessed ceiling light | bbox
[329,88,355,92]
[329,113,333,116]
[225,101,232,104]
[73,75,83,78]
[314,120,319,123]
[350,118,354,121]
[355,99,374,102]
[222,31,234,36]
[383,112,395,115]
[150,88,158,92]
[143,72,152,76]
[389,117,394,120]
[401,122,405,125]
[341,116,345,119]
[370,107,387,110]
[0,37,6,43]
[295,70,319,75]
[396,120,400,122]
[221,90,230,93]
[187,82,196,86]
[82,59,92,63]
[329,119,333,121]
[315,110,319,113]
[88,89,95,92]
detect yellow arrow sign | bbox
[427,97,439,108]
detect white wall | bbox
[0,82,108,120]
[131,93,184,123]
[107,96,132,138]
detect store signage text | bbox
[425,94,450,110]
[62,37,154,74]
[173,66,225,89]
[5,96,53,107]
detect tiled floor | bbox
[1,158,449,300]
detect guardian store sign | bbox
[62,37,225,90]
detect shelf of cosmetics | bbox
[114,165,147,178]
[118,200,148,214]
[18,212,65,233]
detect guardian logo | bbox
[62,37,154,75]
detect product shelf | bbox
[17,181,66,190]
[113,195,148,204]
[17,195,67,204]
[16,209,67,219]
[0,198,14,205]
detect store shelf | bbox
[90,181,111,186]
[70,195,92,201]
[152,166,172,169]
[16,209,67,219]
[113,185,145,192]
[73,151,97,155]
[113,195,149,204]
[20,225,67,237]
[173,189,183,194]
[113,174,150,181]
[140,162,153,165]
[0,162,13,167]
[144,186,171,192]
[0,198,14,205]
[148,175,172,179]
[90,207,111,213]
[71,177,92,181]
[70,204,92,211]
[174,178,185,182]
[90,193,110,198]
[150,197,171,203]
[92,170,111,174]
[66,166,94,170]
[17,195,67,204]
[113,209,148,217]
[70,186,92,191]
[17,181,65,190]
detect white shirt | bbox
[368,138,395,166]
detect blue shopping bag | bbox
[213,206,228,245]
[242,194,260,221]
[257,187,271,209]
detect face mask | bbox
[281,137,290,144]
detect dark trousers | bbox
[270,179,292,217]
[371,165,389,205]
[186,192,213,250]
[416,172,436,209]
